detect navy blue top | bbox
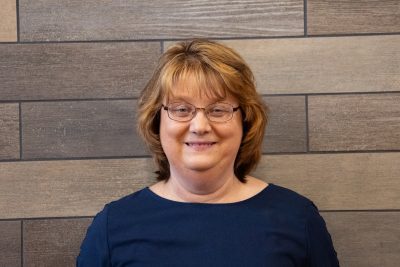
[77,183,339,266]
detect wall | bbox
[0,0,399,266]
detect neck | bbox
[163,168,243,203]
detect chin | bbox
[183,161,216,172]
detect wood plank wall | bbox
[0,0,399,266]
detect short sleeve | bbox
[305,202,340,267]
[76,205,111,267]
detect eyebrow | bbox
[167,96,225,103]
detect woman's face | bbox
[160,77,243,181]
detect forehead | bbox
[164,74,228,103]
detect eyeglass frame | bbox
[161,102,240,122]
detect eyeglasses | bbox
[162,102,240,122]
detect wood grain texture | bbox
[0,104,20,160]
[253,152,400,210]
[323,212,400,267]
[21,100,148,159]
[309,93,400,151]
[0,0,17,42]
[24,218,91,267]
[308,0,400,35]
[0,42,160,101]
[0,221,21,267]
[263,96,306,153]
[19,0,303,42]
[1,153,399,219]
[0,159,156,219]
[219,35,400,94]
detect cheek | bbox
[159,114,185,148]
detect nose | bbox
[189,109,211,134]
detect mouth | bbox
[185,142,216,148]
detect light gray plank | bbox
[263,96,306,153]
[21,100,148,159]
[1,153,399,219]
[0,104,19,160]
[0,42,160,101]
[308,0,400,35]
[218,35,400,94]
[0,221,21,267]
[0,159,156,219]
[309,93,400,151]
[322,212,400,267]
[0,0,17,42]
[253,152,400,210]
[19,0,303,42]
[24,218,91,267]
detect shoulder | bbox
[106,187,151,215]
[263,182,317,219]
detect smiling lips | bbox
[185,142,216,150]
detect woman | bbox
[77,39,339,266]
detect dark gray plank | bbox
[309,93,400,151]
[323,212,400,267]
[23,218,92,267]
[21,100,148,159]
[0,159,156,219]
[0,42,160,101]
[253,153,400,210]
[0,0,17,42]
[0,104,19,160]
[19,0,303,41]
[263,96,306,153]
[0,221,21,267]
[308,0,400,35]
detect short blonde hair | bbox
[137,39,268,182]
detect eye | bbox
[208,104,230,117]
[169,103,193,117]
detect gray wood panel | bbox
[0,221,21,267]
[18,212,400,267]
[0,0,17,42]
[309,93,400,151]
[322,212,400,267]
[1,153,399,218]
[263,96,306,153]
[218,35,400,94]
[19,0,303,42]
[253,152,400,210]
[0,159,156,219]
[23,218,91,267]
[0,104,19,160]
[21,100,148,159]
[0,42,160,101]
[308,0,400,35]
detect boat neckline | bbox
[144,183,274,206]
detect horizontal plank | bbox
[19,0,303,42]
[21,100,148,159]
[0,221,21,267]
[322,211,400,267]
[253,152,400,210]
[19,212,400,267]
[24,218,91,267]
[0,0,17,42]
[309,93,400,151]
[0,104,20,160]
[308,0,400,35]
[219,35,400,94]
[263,96,306,153]
[1,152,399,218]
[0,158,156,219]
[0,42,160,101]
